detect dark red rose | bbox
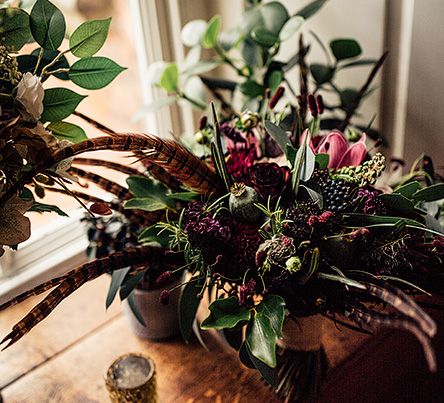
[248,163,290,200]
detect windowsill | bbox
[0,209,88,305]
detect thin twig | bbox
[338,51,389,132]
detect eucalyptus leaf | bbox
[240,80,265,98]
[310,64,334,85]
[295,0,327,19]
[251,27,279,48]
[201,296,250,330]
[379,193,415,214]
[318,272,366,290]
[69,57,126,90]
[342,213,424,228]
[179,279,201,342]
[47,121,87,143]
[201,15,221,49]
[393,181,421,199]
[30,0,65,50]
[127,291,146,327]
[412,183,444,202]
[182,60,220,76]
[0,8,31,51]
[159,63,179,92]
[119,271,145,301]
[279,15,304,41]
[267,70,283,92]
[330,39,362,61]
[41,88,86,122]
[180,19,207,47]
[265,121,291,156]
[106,266,131,309]
[69,18,111,58]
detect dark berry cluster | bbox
[323,179,353,212]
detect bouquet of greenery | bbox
[0,0,126,255]
[2,96,444,401]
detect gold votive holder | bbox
[105,353,157,403]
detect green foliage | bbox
[239,80,265,97]
[0,8,31,50]
[106,267,131,309]
[69,56,126,90]
[201,15,221,49]
[296,0,328,19]
[159,63,179,92]
[125,175,175,212]
[393,181,421,199]
[279,15,304,41]
[378,193,415,214]
[69,18,111,58]
[179,279,201,342]
[246,295,285,368]
[251,27,279,48]
[47,121,87,143]
[330,39,362,61]
[412,183,444,202]
[240,342,278,387]
[138,225,170,247]
[201,296,251,330]
[310,64,334,85]
[30,0,65,51]
[41,88,86,122]
[265,120,291,157]
[28,201,68,216]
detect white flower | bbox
[16,72,44,122]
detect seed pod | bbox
[229,182,261,223]
[269,86,285,109]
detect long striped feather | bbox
[0,133,223,207]
[0,246,181,349]
[73,158,142,177]
[68,167,132,200]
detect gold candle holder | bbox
[105,353,157,402]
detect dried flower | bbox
[159,289,170,305]
[15,72,44,122]
[269,86,285,109]
[239,279,256,306]
[156,271,173,286]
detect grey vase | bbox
[123,280,181,340]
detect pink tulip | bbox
[301,130,367,169]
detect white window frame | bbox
[0,0,192,303]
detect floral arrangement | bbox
[1,1,444,402]
[0,0,125,255]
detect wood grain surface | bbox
[0,277,442,402]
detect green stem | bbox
[33,48,44,75]
[214,44,249,78]
[179,92,206,110]
[45,67,70,76]
[40,49,69,77]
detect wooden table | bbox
[0,277,442,402]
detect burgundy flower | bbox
[239,279,256,306]
[248,162,290,200]
[226,145,258,181]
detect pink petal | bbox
[317,131,349,168]
[337,133,367,168]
